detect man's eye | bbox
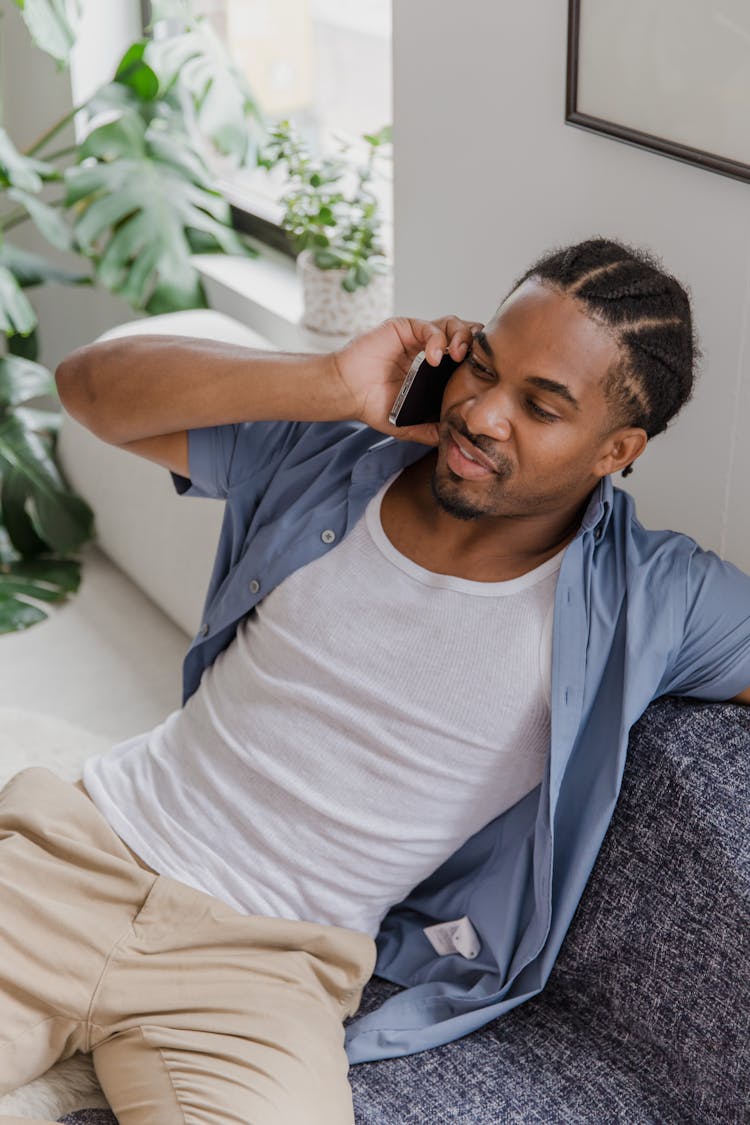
[527,400,559,423]
[466,353,494,379]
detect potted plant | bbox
[0,0,263,633]
[258,119,393,335]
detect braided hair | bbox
[505,238,699,476]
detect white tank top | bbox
[84,474,563,938]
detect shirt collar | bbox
[576,475,614,541]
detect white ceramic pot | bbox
[297,248,393,335]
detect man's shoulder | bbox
[610,485,700,564]
[609,485,750,592]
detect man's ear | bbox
[594,428,648,478]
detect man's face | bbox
[432,278,628,521]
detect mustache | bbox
[443,412,513,478]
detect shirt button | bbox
[249,579,261,594]
[199,623,209,637]
[321,529,336,544]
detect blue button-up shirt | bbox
[170,418,750,1065]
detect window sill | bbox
[192,246,355,354]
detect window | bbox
[180,0,393,256]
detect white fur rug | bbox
[0,707,113,1120]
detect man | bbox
[2,237,749,1125]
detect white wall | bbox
[393,2,750,569]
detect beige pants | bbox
[0,767,377,1125]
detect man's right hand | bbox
[331,315,484,447]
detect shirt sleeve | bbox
[661,543,750,702]
[169,420,303,500]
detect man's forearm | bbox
[54,334,353,446]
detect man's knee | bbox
[93,1022,355,1125]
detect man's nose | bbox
[462,389,513,443]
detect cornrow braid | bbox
[505,238,700,476]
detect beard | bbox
[430,415,514,520]
[430,470,488,520]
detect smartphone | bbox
[388,350,460,427]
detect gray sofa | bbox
[60,696,748,1124]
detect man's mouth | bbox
[445,429,498,480]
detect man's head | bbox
[432,237,698,523]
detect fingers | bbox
[395,420,440,448]
[414,315,485,365]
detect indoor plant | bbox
[0,0,264,634]
[258,118,393,334]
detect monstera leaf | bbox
[0,413,93,556]
[0,126,79,315]
[13,0,80,65]
[0,535,82,632]
[113,41,160,102]
[0,127,56,192]
[0,354,55,408]
[0,245,88,361]
[0,266,36,337]
[0,427,91,633]
[0,357,92,558]
[65,109,250,312]
[7,188,73,251]
[0,242,89,290]
[7,328,39,362]
[144,17,263,164]
[0,359,94,634]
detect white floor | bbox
[0,542,190,745]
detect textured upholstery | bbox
[60,697,749,1124]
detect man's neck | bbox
[379,452,588,583]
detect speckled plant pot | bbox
[297,249,393,335]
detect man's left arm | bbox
[731,686,750,704]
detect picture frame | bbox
[566,0,750,186]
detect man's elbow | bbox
[55,344,111,439]
[56,345,91,414]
